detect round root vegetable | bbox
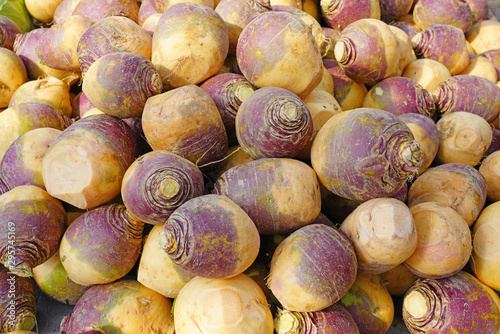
[71,0,140,23]
[482,49,500,79]
[311,108,422,201]
[158,194,260,279]
[13,28,81,86]
[389,25,417,77]
[212,145,254,179]
[268,224,357,312]
[25,0,64,23]
[8,76,73,118]
[0,0,33,33]
[152,0,215,12]
[403,271,500,333]
[324,59,368,111]
[0,15,22,50]
[362,77,436,117]
[433,74,500,123]
[0,127,62,190]
[0,177,9,196]
[378,0,413,23]
[72,91,94,118]
[274,303,360,334]
[121,150,205,225]
[0,266,37,332]
[466,0,489,23]
[378,263,417,296]
[77,16,153,76]
[339,273,394,334]
[413,0,473,32]
[173,274,273,334]
[465,19,500,54]
[42,114,136,209]
[35,15,93,71]
[152,2,228,89]
[320,0,380,31]
[32,252,90,305]
[398,113,439,174]
[141,12,161,36]
[479,150,500,201]
[316,65,335,95]
[142,84,228,170]
[200,73,256,145]
[60,279,175,334]
[411,24,470,75]
[321,27,341,59]
[486,127,500,155]
[59,203,144,286]
[435,111,493,166]
[215,0,272,55]
[340,197,417,274]
[405,202,472,279]
[390,20,420,40]
[402,58,452,92]
[0,47,28,108]
[213,157,321,234]
[408,162,487,226]
[139,0,159,25]
[236,11,323,98]
[52,0,81,24]
[235,87,313,159]
[137,224,195,298]
[0,185,67,277]
[82,51,162,118]
[333,18,404,86]
[459,54,498,82]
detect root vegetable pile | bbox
[1,0,500,333]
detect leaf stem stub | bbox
[158,176,181,199]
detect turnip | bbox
[435,111,493,166]
[158,194,260,279]
[321,27,340,59]
[121,150,205,225]
[235,87,313,159]
[32,252,90,305]
[378,263,418,296]
[200,72,256,145]
[137,224,195,298]
[173,273,274,334]
[413,0,473,32]
[268,224,357,312]
[339,273,394,334]
[479,150,500,201]
[482,49,500,79]
[0,185,67,277]
[42,114,136,210]
[0,102,72,161]
[389,24,417,77]
[142,84,228,170]
[401,58,452,92]
[140,12,161,36]
[59,203,144,286]
[60,279,175,334]
[8,76,73,118]
[71,0,141,23]
[0,47,28,108]
[0,265,37,332]
[433,74,500,123]
[379,0,413,23]
[211,145,254,180]
[316,65,335,95]
[13,28,81,86]
[405,201,472,278]
[25,0,64,23]
[138,0,158,25]
[152,2,228,90]
[213,157,321,234]
[35,15,93,72]
[466,0,489,23]
[311,108,422,201]
[0,0,33,33]
[82,52,162,118]
[324,59,368,111]
[215,0,271,54]
[152,0,215,13]
[0,127,62,191]
[0,15,22,50]
[408,162,487,227]
[236,11,323,98]
[486,127,500,155]
[72,91,94,118]
[390,20,421,40]
[412,24,470,75]
[320,0,380,31]
[333,18,404,86]
[340,197,417,274]
[362,77,436,117]
[403,271,500,333]
[465,19,500,54]
[77,16,152,76]
[398,113,440,174]
[52,0,82,24]
[274,303,360,334]
[458,54,498,82]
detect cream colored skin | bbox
[402,58,451,92]
[459,55,499,83]
[479,151,500,202]
[403,121,439,175]
[341,197,418,274]
[174,274,274,334]
[436,111,493,167]
[466,19,500,54]
[0,49,28,108]
[25,0,64,23]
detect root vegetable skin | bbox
[25,0,65,23]
[0,47,28,109]
[479,150,500,202]
[320,0,381,31]
[0,15,22,50]
[465,20,500,54]
[413,0,473,32]
[324,60,367,111]
[71,0,141,23]
[379,263,418,296]
[213,158,321,235]
[268,224,358,312]
[459,55,498,82]
[402,58,451,92]
[378,0,413,23]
